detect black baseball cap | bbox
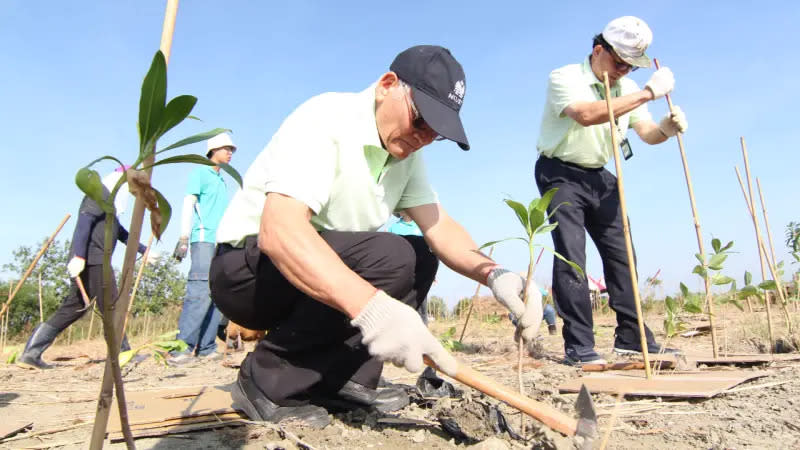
[390,45,470,151]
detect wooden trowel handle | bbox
[424,356,578,436]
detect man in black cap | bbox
[211,45,543,426]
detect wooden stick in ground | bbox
[756,178,794,332]
[653,58,719,357]
[424,356,581,436]
[458,246,494,341]
[602,72,651,378]
[123,235,154,335]
[0,214,71,318]
[735,163,775,351]
[38,273,44,324]
[598,391,623,450]
[89,2,179,448]
[517,246,546,437]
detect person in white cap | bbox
[535,16,687,366]
[18,167,151,369]
[169,133,236,365]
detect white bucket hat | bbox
[206,133,236,158]
[602,16,653,68]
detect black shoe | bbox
[548,324,557,335]
[17,323,59,370]
[314,380,409,413]
[232,360,330,428]
[613,342,682,355]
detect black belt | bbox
[540,155,604,172]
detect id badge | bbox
[620,138,633,160]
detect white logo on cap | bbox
[448,80,465,105]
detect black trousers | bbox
[45,264,130,349]
[210,231,438,406]
[534,156,654,357]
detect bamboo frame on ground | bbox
[653,58,719,357]
[602,72,651,378]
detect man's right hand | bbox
[487,267,544,343]
[173,236,189,261]
[645,67,675,100]
[351,290,458,376]
[67,256,85,278]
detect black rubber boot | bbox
[18,323,60,370]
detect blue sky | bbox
[2,1,798,307]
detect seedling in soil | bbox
[119,330,188,367]
[439,327,467,352]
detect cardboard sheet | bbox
[558,370,769,398]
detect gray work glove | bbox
[352,290,457,376]
[645,67,675,100]
[173,236,189,262]
[658,105,688,137]
[487,267,543,343]
[67,256,86,278]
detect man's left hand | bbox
[659,105,688,137]
[487,267,544,343]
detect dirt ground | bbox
[2,308,800,449]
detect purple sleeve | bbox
[117,224,147,254]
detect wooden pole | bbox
[602,72,651,378]
[653,58,719,357]
[90,2,179,448]
[38,273,44,324]
[458,246,494,342]
[0,214,70,318]
[123,235,154,335]
[756,178,794,332]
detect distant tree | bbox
[129,257,185,316]
[427,295,447,320]
[453,297,472,318]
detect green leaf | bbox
[708,253,728,270]
[187,115,202,121]
[692,265,707,278]
[75,168,113,213]
[535,187,559,214]
[729,299,745,312]
[758,280,777,291]
[119,349,135,367]
[684,300,704,314]
[156,128,231,154]
[552,248,585,278]
[478,237,528,250]
[217,162,244,188]
[6,349,18,364]
[155,95,197,140]
[545,201,570,222]
[712,238,721,253]
[695,253,705,264]
[504,199,530,235]
[533,222,558,236]
[528,212,546,236]
[139,51,168,150]
[712,274,735,286]
[739,285,758,298]
[720,241,734,252]
[744,271,752,286]
[665,296,676,311]
[679,282,689,298]
[153,188,172,239]
[157,330,180,340]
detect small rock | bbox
[467,437,510,450]
[411,429,426,443]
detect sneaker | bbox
[613,342,682,356]
[563,348,607,366]
[232,361,330,428]
[199,352,224,362]
[167,352,197,367]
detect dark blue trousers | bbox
[534,156,655,358]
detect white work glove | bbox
[644,67,675,100]
[487,267,543,343]
[67,256,86,278]
[146,249,161,264]
[658,105,688,137]
[352,290,458,376]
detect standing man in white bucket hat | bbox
[535,16,688,365]
[169,133,237,364]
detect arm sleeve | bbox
[623,79,653,125]
[180,195,197,237]
[71,212,98,259]
[116,224,147,254]
[396,154,437,210]
[547,68,584,118]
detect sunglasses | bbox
[403,86,445,141]
[604,45,638,72]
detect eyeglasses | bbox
[604,45,638,72]
[402,85,445,141]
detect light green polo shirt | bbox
[536,57,652,168]
[216,84,438,247]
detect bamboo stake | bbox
[458,247,495,342]
[38,273,44,324]
[90,2,179,448]
[735,166,774,347]
[602,72,651,378]
[123,235,154,335]
[0,214,70,318]
[518,246,546,438]
[653,58,719,357]
[756,178,794,332]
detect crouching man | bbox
[211,45,542,427]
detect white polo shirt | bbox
[536,57,652,168]
[216,84,438,247]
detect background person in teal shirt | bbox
[388,211,423,237]
[170,133,236,364]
